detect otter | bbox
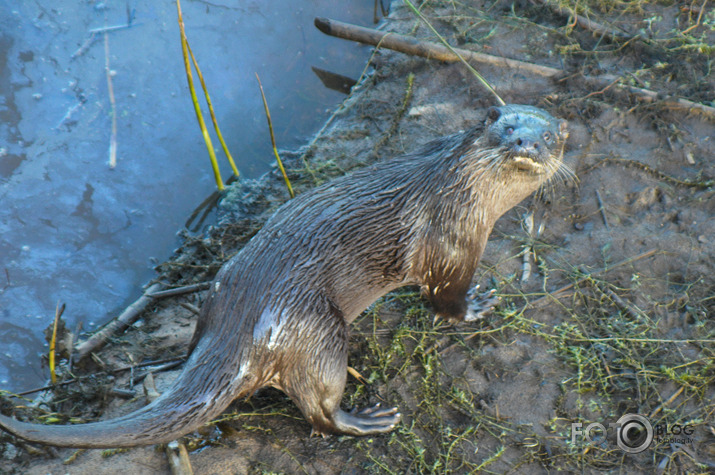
[0,104,567,448]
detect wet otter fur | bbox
[0,104,568,448]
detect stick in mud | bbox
[74,282,163,361]
[314,17,715,118]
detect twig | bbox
[73,9,138,60]
[533,0,632,42]
[74,283,163,361]
[10,356,186,397]
[146,282,211,299]
[143,374,194,474]
[602,79,715,118]
[184,184,236,232]
[595,190,610,231]
[166,440,194,475]
[520,211,535,283]
[143,373,161,403]
[256,73,295,199]
[108,387,137,399]
[89,23,134,35]
[591,280,646,320]
[681,0,708,35]
[573,336,715,344]
[179,302,201,315]
[104,32,118,168]
[582,157,713,189]
[71,32,98,60]
[649,386,685,419]
[133,360,184,384]
[54,99,86,130]
[347,366,368,385]
[314,17,715,118]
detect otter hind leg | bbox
[281,305,400,437]
[329,403,401,437]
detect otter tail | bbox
[0,339,246,448]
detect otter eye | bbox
[543,132,552,142]
[505,127,514,135]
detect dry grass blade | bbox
[402,0,505,106]
[176,0,224,191]
[49,302,65,384]
[186,42,239,178]
[255,73,295,199]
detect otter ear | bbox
[558,120,569,140]
[487,106,502,122]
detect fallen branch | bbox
[74,282,163,361]
[314,17,715,118]
[314,17,559,77]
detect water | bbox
[0,0,373,392]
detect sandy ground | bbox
[1,1,713,474]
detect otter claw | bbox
[352,402,380,415]
[465,285,499,322]
[357,403,398,418]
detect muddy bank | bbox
[1,1,714,473]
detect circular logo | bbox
[615,414,653,454]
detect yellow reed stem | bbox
[255,73,295,199]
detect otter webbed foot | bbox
[330,403,400,436]
[464,285,499,322]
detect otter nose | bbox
[510,129,544,157]
[516,136,539,150]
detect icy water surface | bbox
[0,1,373,391]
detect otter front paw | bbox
[464,285,499,322]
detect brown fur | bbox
[0,104,568,447]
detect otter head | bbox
[484,104,568,176]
